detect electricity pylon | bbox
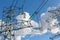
[0,0,49,40]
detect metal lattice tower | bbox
[0,0,49,40]
[1,6,18,40]
[0,0,31,40]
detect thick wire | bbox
[30,0,49,19]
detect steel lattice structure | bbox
[0,0,49,40]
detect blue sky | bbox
[0,0,60,40]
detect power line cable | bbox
[30,0,49,20]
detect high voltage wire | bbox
[10,0,18,7]
[10,0,16,7]
[14,0,19,7]
[20,0,26,14]
[30,0,49,20]
[11,0,25,8]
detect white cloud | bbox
[31,29,47,35]
[40,3,60,35]
[15,12,40,40]
[15,7,60,39]
[11,8,60,39]
[30,20,39,27]
[46,6,56,13]
[16,12,30,21]
[50,27,60,34]
[15,36,21,40]
[40,13,45,17]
